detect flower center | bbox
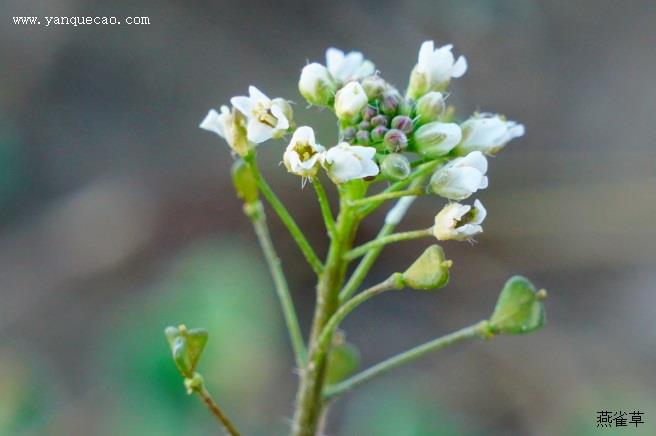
[295,141,316,162]
[253,102,278,127]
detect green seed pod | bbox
[164,324,209,377]
[325,339,360,385]
[231,159,259,204]
[488,276,546,335]
[380,153,411,180]
[402,245,451,290]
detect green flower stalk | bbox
[188,40,543,435]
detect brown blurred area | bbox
[1,0,655,434]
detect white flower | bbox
[299,63,336,106]
[283,126,325,178]
[334,81,369,122]
[415,91,445,124]
[414,122,462,157]
[456,113,525,155]
[407,41,467,98]
[430,151,488,200]
[326,48,375,83]
[433,199,487,241]
[323,142,379,183]
[231,86,291,144]
[199,105,251,156]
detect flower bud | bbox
[370,114,389,127]
[231,159,259,204]
[356,130,371,145]
[415,91,445,124]
[402,245,451,290]
[335,81,369,122]
[398,98,415,116]
[380,90,402,116]
[414,122,462,157]
[358,120,371,130]
[456,113,525,155]
[361,75,387,100]
[488,276,546,335]
[429,151,488,200]
[380,153,411,180]
[391,115,414,134]
[383,129,408,152]
[370,125,388,142]
[362,106,378,121]
[341,126,357,142]
[299,63,336,106]
[164,325,209,377]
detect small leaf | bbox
[489,276,546,335]
[402,245,451,290]
[325,341,360,385]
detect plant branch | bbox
[312,177,337,239]
[244,201,307,367]
[188,379,241,436]
[348,188,425,208]
[344,228,433,261]
[323,320,492,400]
[245,156,324,275]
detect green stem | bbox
[245,156,324,275]
[358,160,439,218]
[314,274,404,367]
[291,185,360,436]
[345,228,433,261]
[190,381,241,435]
[312,177,337,239]
[339,176,428,303]
[244,201,307,367]
[323,321,492,400]
[348,188,425,208]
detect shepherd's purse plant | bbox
[165,41,546,435]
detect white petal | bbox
[199,109,225,137]
[472,199,487,224]
[247,119,273,143]
[326,47,344,75]
[270,104,289,130]
[231,96,254,116]
[460,151,488,173]
[451,56,467,78]
[248,86,270,104]
[290,126,315,145]
[418,40,434,64]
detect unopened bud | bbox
[361,76,387,100]
[415,91,445,124]
[231,159,259,204]
[391,115,414,134]
[335,81,369,122]
[362,106,377,121]
[414,122,462,157]
[383,128,408,152]
[358,120,371,130]
[380,153,411,180]
[370,125,388,142]
[370,114,389,127]
[341,126,357,142]
[380,90,402,116]
[299,63,336,106]
[356,130,371,145]
[402,245,451,290]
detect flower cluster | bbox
[200,41,524,241]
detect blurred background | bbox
[1,0,655,434]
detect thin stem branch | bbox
[348,188,425,208]
[323,321,491,400]
[338,175,429,303]
[344,228,433,261]
[314,274,404,365]
[358,160,440,218]
[312,177,337,239]
[245,157,324,275]
[192,383,241,435]
[244,201,307,367]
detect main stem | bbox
[291,187,358,436]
